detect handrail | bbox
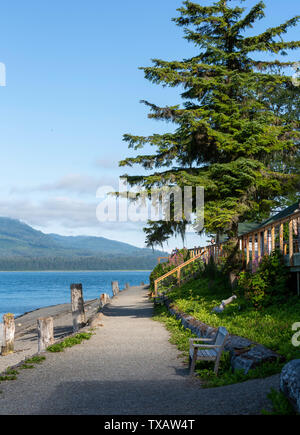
[183,209,300,273]
[240,210,300,269]
[153,206,300,298]
[154,250,206,296]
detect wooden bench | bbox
[189,326,229,376]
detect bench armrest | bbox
[192,344,222,349]
[189,337,214,343]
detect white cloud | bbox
[0,196,151,247]
[10,174,119,195]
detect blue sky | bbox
[0,0,299,251]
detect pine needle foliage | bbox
[120,1,300,248]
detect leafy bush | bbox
[237,250,292,309]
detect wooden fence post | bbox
[246,235,250,268]
[289,219,294,266]
[1,313,15,356]
[37,317,54,353]
[257,232,261,263]
[280,223,284,254]
[111,281,119,296]
[252,233,256,269]
[271,226,275,252]
[264,229,268,255]
[71,284,86,332]
[177,268,181,286]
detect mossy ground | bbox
[46,332,93,353]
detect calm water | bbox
[0,271,150,320]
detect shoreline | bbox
[0,297,98,329]
[0,296,102,373]
[0,297,102,326]
[14,298,98,320]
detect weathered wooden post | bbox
[37,317,54,353]
[71,283,86,332]
[1,313,15,356]
[125,283,130,290]
[111,281,119,296]
[140,282,145,286]
[99,293,110,309]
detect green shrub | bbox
[237,250,292,309]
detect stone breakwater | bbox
[156,294,284,374]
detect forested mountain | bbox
[0,217,168,270]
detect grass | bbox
[0,356,47,383]
[165,276,300,362]
[153,304,286,388]
[19,355,46,370]
[261,388,298,415]
[153,259,300,394]
[46,332,93,352]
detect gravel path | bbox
[0,285,279,415]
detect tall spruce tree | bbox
[120,0,300,251]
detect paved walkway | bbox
[0,286,279,415]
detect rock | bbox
[280,359,300,413]
[231,344,282,374]
[225,335,253,351]
[231,353,254,374]
[212,305,224,313]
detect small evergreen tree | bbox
[120,0,300,252]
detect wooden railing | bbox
[240,210,300,270]
[154,249,206,296]
[154,208,300,297]
[187,209,300,272]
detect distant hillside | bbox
[0,217,168,270]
